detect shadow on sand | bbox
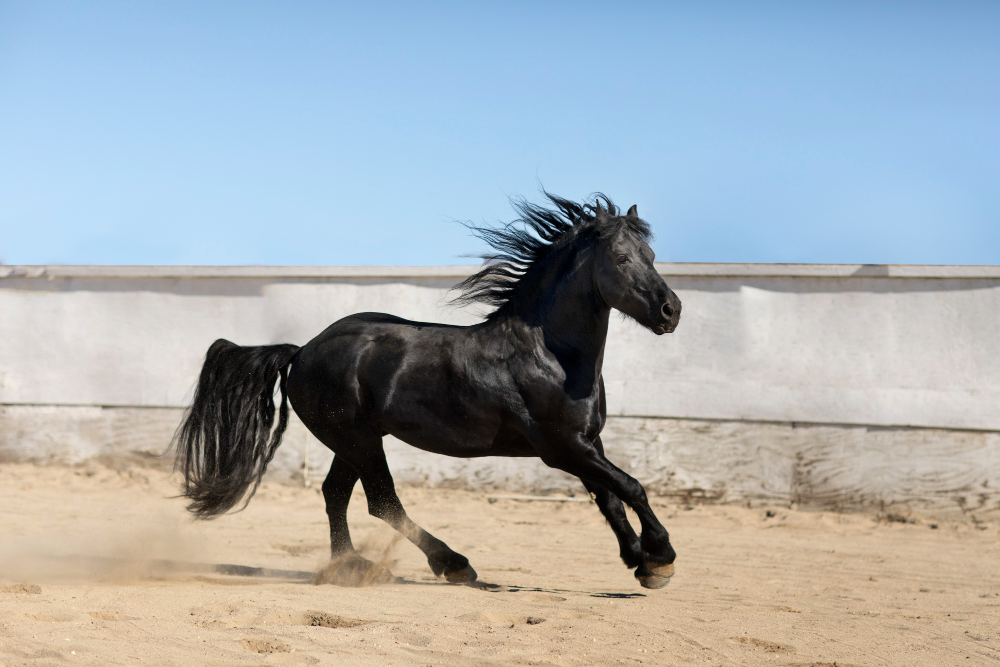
[44,555,647,599]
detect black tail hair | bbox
[174,339,300,519]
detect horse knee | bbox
[616,478,650,507]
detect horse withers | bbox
[175,193,682,589]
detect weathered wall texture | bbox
[1,264,998,514]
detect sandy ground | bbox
[0,463,998,667]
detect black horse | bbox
[175,193,682,589]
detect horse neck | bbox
[516,246,611,370]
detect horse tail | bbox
[174,339,301,519]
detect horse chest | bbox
[512,375,604,437]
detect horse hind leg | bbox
[309,416,475,583]
[356,441,477,583]
[370,488,477,582]
[322,455,359,556]
[314,455,393,585]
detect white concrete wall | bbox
[2,264,998,513]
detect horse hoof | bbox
[637,572,672,589]
[636,562,674,589]
[649,561,675,578]
[445,565,478,583]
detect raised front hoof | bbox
[444,565,478,584]
[636,562,675,589]
[312,553,395,587]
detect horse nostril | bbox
[661,303,674,319]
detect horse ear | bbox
[627,204,638,218]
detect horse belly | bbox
[382,412,500,457]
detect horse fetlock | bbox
[641,534,674,562]
[619,541,644,569]
[643,545,676,567]
[329,541,355,558]
[620,553,643,569]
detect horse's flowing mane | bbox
[453,192,652,318]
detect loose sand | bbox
[0,462,998,666]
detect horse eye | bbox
[617,254,629,264]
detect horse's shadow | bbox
[105,558,648,599]
[393,576,647,599]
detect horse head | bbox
[591,203,681,335]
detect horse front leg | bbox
[582,480,643,566]
[540,435,675,588]
[580,437,645,569]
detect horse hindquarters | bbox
[286,337,477,583]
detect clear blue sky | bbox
[1,1,997,266]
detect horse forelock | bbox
[453,192,652,318]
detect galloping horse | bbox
[175,193,682,588]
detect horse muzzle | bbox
[654,294,681,334]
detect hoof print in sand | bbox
[89,611,138,621]
[730,636,793,653]
[303,611,368,629]
[241,637,291,654]
[3,583,42,594]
